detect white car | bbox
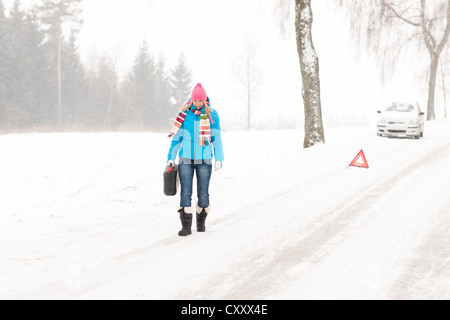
[377,102,425,139]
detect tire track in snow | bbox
[195,140,450,299]
[392,186,450,299]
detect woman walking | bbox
[167,83,224,236]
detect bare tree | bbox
[231,32,262,130]
[277,0,325,148]
[336,0,450,121]
[99,57,118,130]
[295,0,325,148]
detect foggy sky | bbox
[3,0,435,129]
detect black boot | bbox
[196,209,208,232]
[178,208,192,237]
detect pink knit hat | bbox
[191,83,208,101]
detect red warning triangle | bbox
[349,150,369,168]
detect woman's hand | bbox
[214,161,222,172]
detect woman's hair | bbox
[183,100,212,119]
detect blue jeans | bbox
[178,159,212,209]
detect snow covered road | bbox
[1,121,450,299]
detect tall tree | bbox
[1,0,49,131]
[23,12,52,129]
[438,46,449,118]
[336,0,450,121]
[0,1,4,25]
[439,61,448,118]
[277,0,325,148]
[5,0,46,130]
[295,0,325,148]
[170,53,193,109]
[99,58,118,130]
[61,34,87,129]
[0,0,7,130]
[419,0,450,120]
[124,41,157,129]
[37,0,83,129]
[154,55,173,130]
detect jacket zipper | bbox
[194,114,198,160]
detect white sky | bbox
[78,0,277,77]
[77,0,304,129]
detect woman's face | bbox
[193,100,203,109]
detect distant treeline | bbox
[0,0,193,134]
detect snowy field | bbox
[1,121,450,300]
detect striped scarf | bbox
[168,101,212,146]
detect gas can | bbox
[163,165,179,196]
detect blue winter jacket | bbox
[167,106,224,162]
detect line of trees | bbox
[0,0,192,134]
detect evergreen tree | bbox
[37,0,83,129]
[170,53,193,110]
[86,56,118,130]
[7,3,54,131]
[23,12,53,129]
[125,41,157,130]
[0,0,8,130]
[5,0,37,130]
[61,34,87,129]
[154,55,173,130]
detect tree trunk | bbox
[245,51,252,130]
[440,59,448,119]
[57,13,62,129]
[107,82,114,130]
[295,0,325,148]
[420,0,450,121]
[247,64,251,130]
[426,55,439,120]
